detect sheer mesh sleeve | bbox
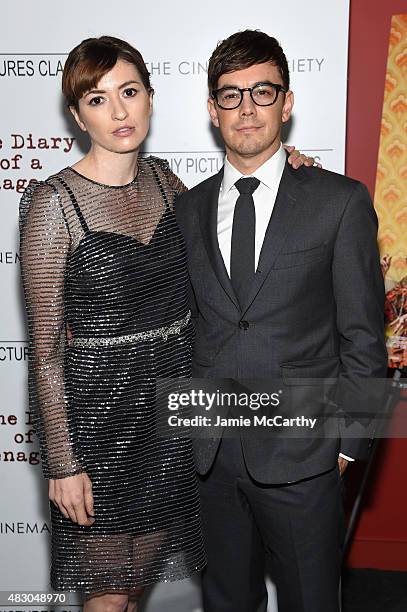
[153,157,188,197]
[19,182,83,479]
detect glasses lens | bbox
[216,88,241,109]
[251,84,278,106]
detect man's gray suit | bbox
[176,160,387,483]
[175,159,387,612]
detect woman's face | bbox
[71,59,153,155]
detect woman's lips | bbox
[112,127,135,137]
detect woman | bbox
[19,36,313,611]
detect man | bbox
[176,30,387,612]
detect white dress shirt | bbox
[216,144,354,463]
[217,143,286,275]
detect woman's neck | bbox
[72,148,139,186]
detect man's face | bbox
[208,62,293,171]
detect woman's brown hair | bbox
[62,35,152,109]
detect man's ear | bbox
[207,97,220,128]
[69,105,87,132]
[282,90,294,124]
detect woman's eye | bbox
[123,88,137,97]
[89,96,103,106]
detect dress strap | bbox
[54,176,90,234]
[145,157,171,210]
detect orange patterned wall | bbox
[374,14,407,368]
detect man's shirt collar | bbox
[222,143,286,194]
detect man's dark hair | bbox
[207,29,290,92]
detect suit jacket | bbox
[175,160,387,484]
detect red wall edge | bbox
[345,0,407,570]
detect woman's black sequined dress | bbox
[19,157,205,593]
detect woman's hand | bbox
[49,473,95,526]
[284,145,322,169]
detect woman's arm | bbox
[20,181,82,479]
[20,182,94,526]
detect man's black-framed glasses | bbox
[211,82,287,110]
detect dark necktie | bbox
[230,177,260,306]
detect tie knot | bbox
[235,177,260,196]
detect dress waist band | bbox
[71,311,191,348]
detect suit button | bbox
[239,320,249,330]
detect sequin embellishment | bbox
[19,157,206,594]
[71,311,191,347]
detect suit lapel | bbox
[241,161,306,315]
[198,169,240,309]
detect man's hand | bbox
[338,456,349,477]
[284,144,322,169]
[49,473,95,526]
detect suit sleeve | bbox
[332,181,387,460]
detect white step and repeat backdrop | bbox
[0,1,349,610]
